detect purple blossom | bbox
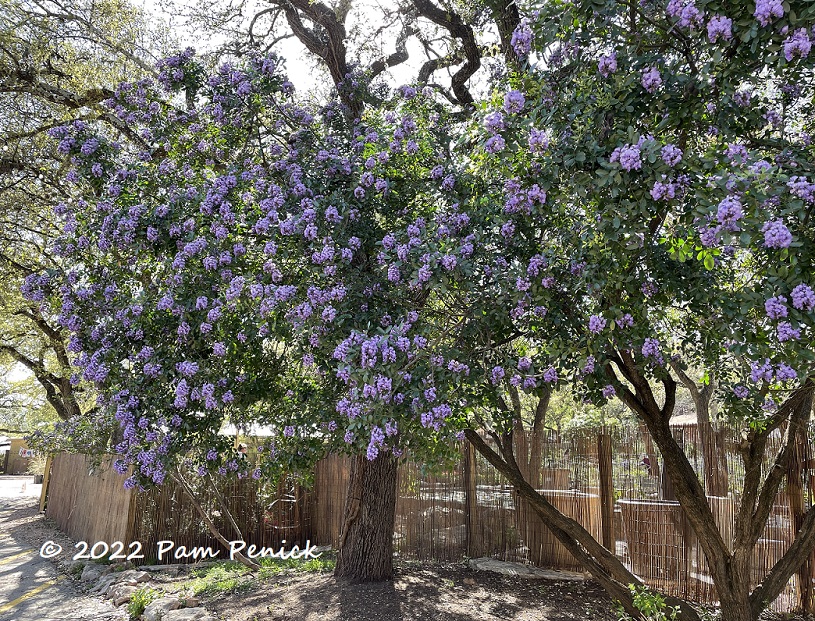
[641,281,658,298]
[528,128,549,152]
[176,360,199,376]
[776,322,801,342]
[651,180,676,201]
[734,89,752,107]
[641,67,662,93]
[784,28,812,61]
[602,385,616,398]
[716,197,743,225]
[611,144,642,171]
[733,385,749,399]
[726,143,748,161]
[490,366,505,385]
[754,0,783,27]
[661,144,683,167]
[642,338,663,364]
[511,18,533,56]
[485,135,506,154]
[667,0,703,28]
[707,15,733,42]
[776,363,797,382]
[503,90,525,114]
[284,425,295,437]
[616,313,634,329]
[598,52,617,77]
[765,295,788,319]
[484,111,505,133]
[788,176,815,202]
[500,221,515,238]
[588,315,606,334]
[543,366,558,384]
[213,342,227,356]
[762,220,792,249]
[790,284,814,310]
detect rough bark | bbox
[334,453,399,581]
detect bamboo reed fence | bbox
[45,422,815,613]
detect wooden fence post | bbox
[38,455,53,513]
[464,440,478,558]
[597,432,615,551]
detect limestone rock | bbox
[164,608,216,621]
[115,569,151,584]
[467,557,585,581]
[109,584,139,606]
[142,597,182,621]
[80,564,106,582]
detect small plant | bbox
[616,584,679,621]
[183,561,255,596]
[26,454,48,476]
[256,555,336,580]
[127,587,160,619]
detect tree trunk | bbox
[718,585,754,621]
[334,453,398,581]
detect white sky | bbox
[132,0,456,97]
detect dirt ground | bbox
[201,562,619,621]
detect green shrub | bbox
[127,587,161,619]
[616,584,679,621]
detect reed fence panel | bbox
[44,421,815,614]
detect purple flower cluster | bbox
[754,0,783,27]
[484,111,505,133]
[598,52,617,77]
[528,128,549,153]
[776,322,801,342]
[707,15,733,43]
[511,18,533,56]
[641,67,662,93]
[641,338,664,365]
[764,295,788,319]
[716,197,743,226]
[661,144,682,167]
[762,219,792,249]
[749,359,773,383]
[784,29,812,62]
[651,178,676,201]
[485,135,506,154]
[788,176,815,202]
[610,143,642,171]
[588,315,606,334]
[791,284,814,310]
[666,0,703,28]
[503,90,525,114]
